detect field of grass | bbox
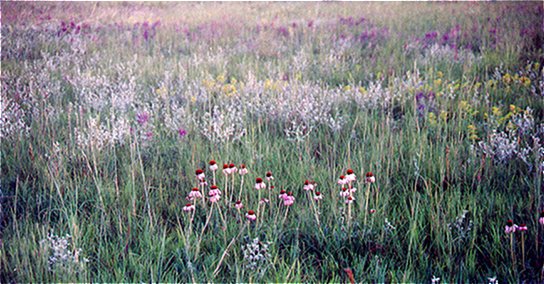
[1,2,543,283]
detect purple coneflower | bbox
[365,172,376,183]
[239,164,248,175]
[505,219,517,234]
[183,203,195,212]
[314,191,323,201]
[255,178,266,190]
[246,210,257,221]
[209,160,218,171]
[303,180,314,191]
[346,169,356,182]
[188,187,202,200]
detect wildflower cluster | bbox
[39,231,89,272]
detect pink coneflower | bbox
[209,185,221,196]
[539,211,544,225]
[303,180,314,191]
[349,185,357,193]
[340,187,350,197]
[345,196,355,204]
[365,172,376,183]
[222,164,230,175]
[183,203,195,212]
[209,160,218,171]
[283,192,295,206]
[246,210,257,221]
[346,169,356,182]
[314,191,323,201]
[229,163,237,174]
[370,209,376,214]
[196,169,205,181]
[259,198,270,205]
[337,175,348,185]
[210,194,221,203]
[266,171,274,181]
[278,189,287,200]
[505,219,517,234]
[235,200,244,209]
[188,187,203,200]
[239,164,248,175]
[199,178,208,186]
[518,224,528,232]
[255,177,266,190]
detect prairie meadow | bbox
[1,2,543,283]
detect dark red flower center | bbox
[192,187,199,191]
[347,169,354,175]
[506,219,514,226]
[185,203,192,207]
[240,164,246,168]
[266,171,272,177]
[209,160,216,165]
[248,210,255,215]
[211,185,218,190]
[223,164,228,169]
[340,175,345,179]
[304,180,310,185]
[316,191,321,195]
[196,169,204,175]
[366,171,374,177]
[256,177,263,183]
[280,189,286,194]
[229,163,235,168]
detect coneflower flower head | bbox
[210,194,221,203]
[229,163,237,174]
[259,198,270,205]
[235,200,244,209]
[340,187,350,197]
[199,178,208,186]
[314,191,323,201]
[365,171,376,183]
[239,164,248,175]
[188,187,203,199]
[278,189,287,200]
[246,210,257,221]
[196,169,205,180]
[505,219,517,234]
[303,180,314,191]
[209,185,221,196]
[222,164,230,175]
[345,195,355,204]
[209,160,218,171]
[540,211,544,225]
[346,169,356,182]
[266,171,274,181]
[183,203,195,212]
[283,192,295,206]
[255,177,266,190]
[518,224,528,231]
[337,175,348,185]
[349,185,357,193]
